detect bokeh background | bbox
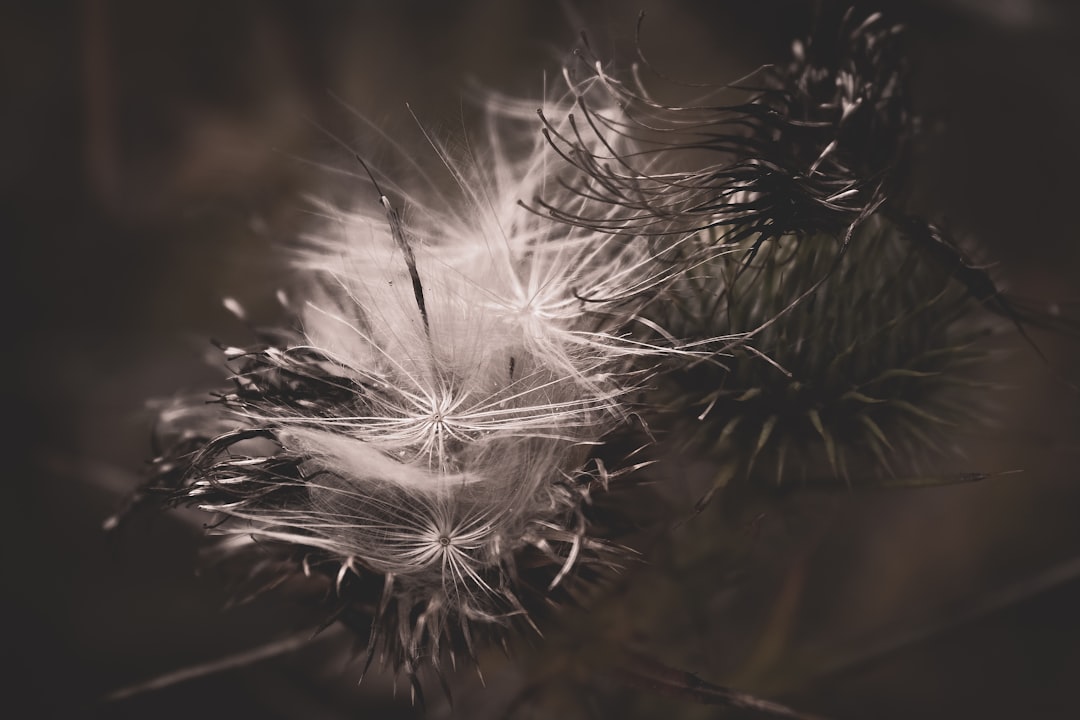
[7,0,1080,717]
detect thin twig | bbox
[102,625,342,702]
[617,649,827,719]
[808,553,1080,682]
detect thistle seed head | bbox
[140,69,673,680]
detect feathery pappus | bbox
[127,69,689,688]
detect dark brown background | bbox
[7,1,1080,717]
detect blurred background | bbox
[7,0,1080,717]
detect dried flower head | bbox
[536,9,1064,341]
[533,10,910,245]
